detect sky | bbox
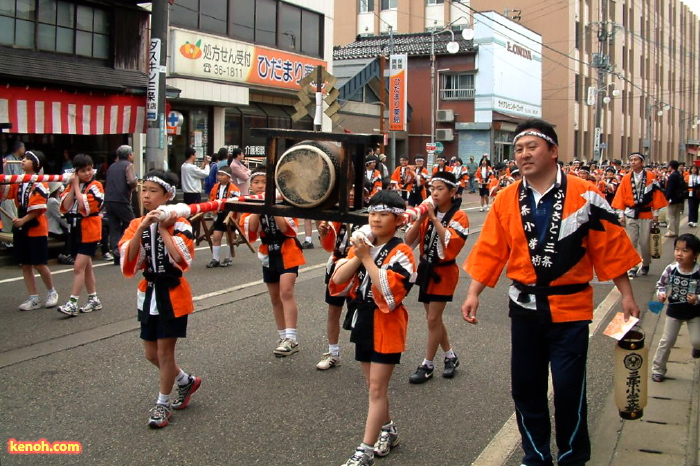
[682,0,700,15]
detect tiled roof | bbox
[333,32,477,60]
[0,47,149,93]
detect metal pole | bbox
[646,98,653,163]
[430,31,436,147]
[145,0,168,171]
[593,0,608,164]
[379,54,386,156]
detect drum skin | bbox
[275,141,343,208]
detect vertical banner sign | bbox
[147,39,161,122]
[389,54,407,132]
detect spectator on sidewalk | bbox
[2,140,24,235]
[104,145,137,264]
[664,160,685,238]
[229,148,251,195]
[180,147,210,205]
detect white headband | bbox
[513,131,557,146]
[145,176,176,200]
[431,177,457,187]
[368,204,405,215]
[25,151,40,167]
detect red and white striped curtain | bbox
[0,85,147,135]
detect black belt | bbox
[512,280,590,304]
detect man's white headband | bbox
[368,204,405,215]
[25,151,40,167]
[431,177,457,187]
[145,176,176,200]
[513,131,557,146]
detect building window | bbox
[359,0,374,13]
[427,0,445,4]
[574,74,580,102]
[440,73,474,100]
[381,0,397,10]
[171,0,324,58]
[0,0,109,58]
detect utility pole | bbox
[593,0,610,164]
[145,0,169,170]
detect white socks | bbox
[175,369,191,386]
[286,328,297,343]
[157,392,170,406]
[329,344,340,357]
[213,246,221,261]
[422,358,434,369]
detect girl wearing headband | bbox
[1,149,59,311]
[118,169,202,429]
[405,171,470,384]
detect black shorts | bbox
[355,346,401,364]
[140,314,188,341]
[71,241,98,258]
[325,285,346,306]
[13,234,48,266]
[212,213,228,232]
[479,186,490,197]
[262,265,299,283]
[417,286,453,303]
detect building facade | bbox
[333,11,541,165]
[472,0,700,164]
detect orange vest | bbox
[464,174,640,323]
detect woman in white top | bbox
[687,164,700,227]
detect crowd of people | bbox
[4,119,700,466]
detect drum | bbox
[275,141,343,209]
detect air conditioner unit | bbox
[436,129,454,141]
[436,109,454,122]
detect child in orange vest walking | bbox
[119,169,202,428]
[57,154,104,316]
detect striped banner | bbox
[0,86,147,135]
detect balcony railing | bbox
[440,88,475,100]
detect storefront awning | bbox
[0,86,146,135]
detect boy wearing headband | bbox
[405,171,469,384]
[462,118,641,466]
[330,190,416,465]
[57,154,104,316]
[119,169,202,429]
[407,156,429,207]
[1,150,59,310]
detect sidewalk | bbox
[590,223,700,466]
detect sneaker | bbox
[206,259,220,268]
[639,265,649,276]
[627,268,637,278]
[102,252,114,261]
[692,349,700,359]
[374,426,399,457]
[58,253,75,265]
[301,240,314,250]
[147,403,172,428]
[652,373,664,383]
[341,448,374,466]
[443,355,460,378]
[57,300,79,317]
[274,338,299,357]
[316,353,341,370]
[80,297,103,313]
[18,297,41,311]
[45,290,59,308]
[220,257,233,267]
[172,375,202,410]
[408,364,434,384]
[479,207,484,212]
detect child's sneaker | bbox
[316,352,341,370]
[341,447,374,466]
[80,297,103,313]
[45,290,59,308]
[206,259,220,268]
[408,363,434,384]
[147,403,172,428]
[18,297,41,311]
[443,355,460,378]
[172,376,202,410]
[374,424,399,457]
[220,257,233,267]
[273,338,299,357]
[57,300,78,317]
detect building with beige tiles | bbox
[335,0,700,164]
